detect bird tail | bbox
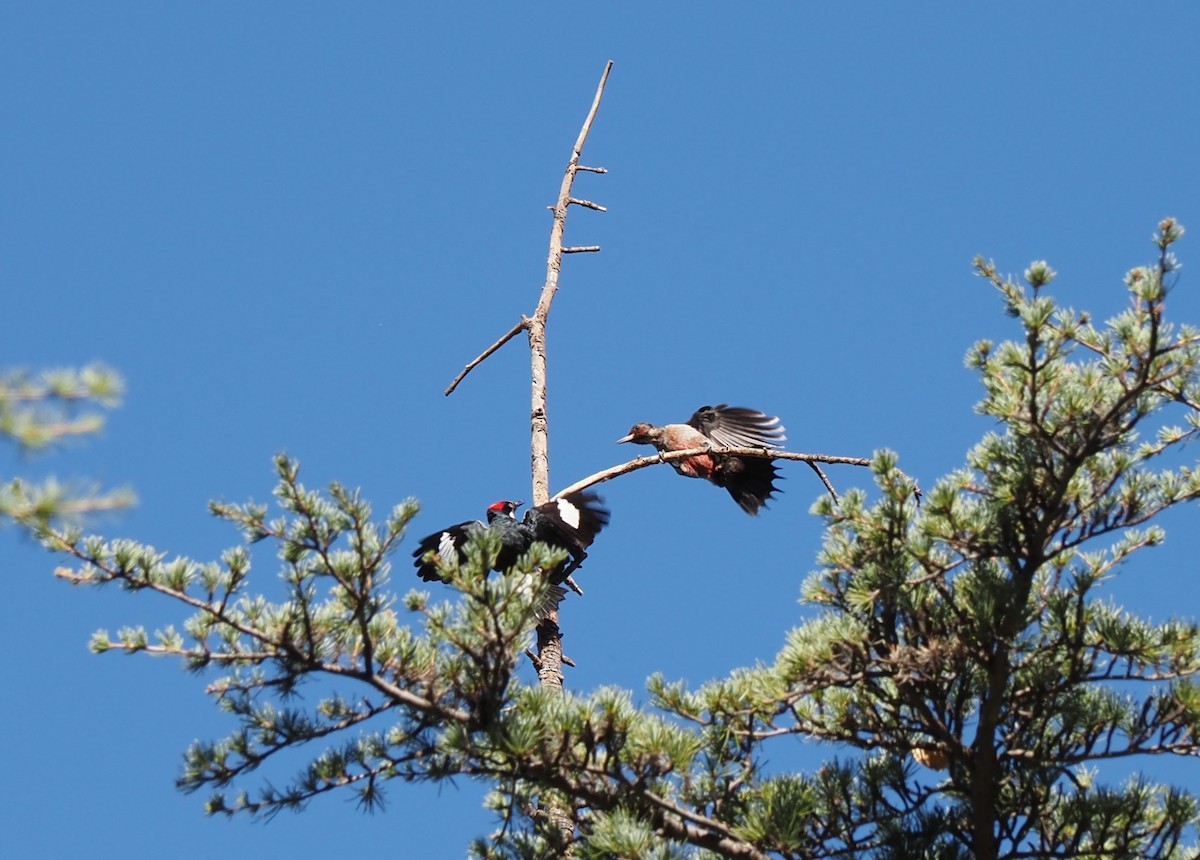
[712,456,783,515]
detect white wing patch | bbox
[437,531,459,563]
[555,498,581,530]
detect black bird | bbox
[617,404,785,514]
[412,491,609,582]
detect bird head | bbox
[616,422,659,445]
[486,500,523,521]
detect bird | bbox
[412,490,610,583]
[617,404,786,515]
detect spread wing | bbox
[526,491,611,558]
[412,519,485,582]
[687,404,786,449]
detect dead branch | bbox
[568,198,607,212]
[442,58,612,406]
[491,60,612,851]
[444,317,530,396]
[526,61,612,852]
[805,460,841,504]
[551,446,921,506]
[530,61,613,505]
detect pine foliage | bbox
[42,221,1200,858]
[1,363,133,526]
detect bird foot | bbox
[553,553,587,587]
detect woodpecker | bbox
[412,490,610,583]
[617,404,786,515]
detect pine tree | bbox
[1,363,134,527]
[36,219,1200,858]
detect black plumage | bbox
[412,491,609,582]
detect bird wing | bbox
[687,404,786,448]
[412,519,485,581]
[526,491,611,556]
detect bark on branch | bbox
[530,60,612,504]
[525,62,612,850]
[441,59,614,852]
[551,447,920,506]
[444,317,529,396]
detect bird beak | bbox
[616,434,633,444]
[514,500,524,511]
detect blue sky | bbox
[4,4,1200,857]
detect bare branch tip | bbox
[806,461,841,505]
[444,318,530,396]
[524,648,543,671]
[568,197,607,212]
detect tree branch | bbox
[551,446,914,504]
[523,59,613,851]
[444,317,530,396]
[530,60,612,504]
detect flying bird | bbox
[412,491,610,582]
[617,404,785,514]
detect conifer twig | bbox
[805,460,841,504]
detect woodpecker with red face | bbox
[617,404,786,515]
[412,491,610,583]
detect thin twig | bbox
[568,198,607,212]
[806,461,840,504]
[524,648,543,670]
[444,317,530,396]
